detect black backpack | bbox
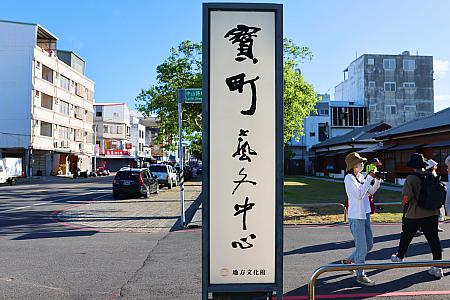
[413,172,446,210]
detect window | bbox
[318,123,328,142]
[384,82,396,92]
[103,125,109,133]
[368,81,376,88]
[117,126,123,134]
[385,105,397,114]
[369,104,377,111]
[318,109,329,116]
[367,58,374,65]
[59,100,70,115]
[96,111,102,117]
[75,83,86,98]
[309,132,315,137]
[40,121,52,137]
[41,93,53,110]
[403,59,415,71]
[36,61,41,69]
[95,106,102,117]
[59,126,70,140]
[403,82,416,88]
[404,105,416,112]
[383,58,396,70]
[42,65,54,83]
[60,75,70,90]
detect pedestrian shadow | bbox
[285,267,442,299]
[12,230,97,240]
[284,233,400,256]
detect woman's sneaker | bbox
[356,275,375,286]
[390,254,404,262]
[428,267,444,278]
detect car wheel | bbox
[113,191,120,199]
[144,188,150,198]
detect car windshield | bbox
[150,165,167,172]
[115,171,140,181]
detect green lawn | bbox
[284,176,404,224]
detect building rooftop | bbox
[312,122,391,149]
[376,107,450,139]
[0,19,58,41]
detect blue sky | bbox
[3,0,450,112]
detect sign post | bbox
[203,3,283,299]
[177,88,203,228]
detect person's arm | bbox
[402,177,413,206]
[368,177,381,194]
[345,174,374,202]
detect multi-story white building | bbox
[93,103,133,171]
[335,51,434,127]
[0,20,95,176]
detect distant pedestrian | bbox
[445,155,450,217]
[391,153,443,278]
[365,158,382,174]
[342,152,381,286]
[426,159,445,232]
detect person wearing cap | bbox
[391,153,443,278]
[342,152,381,286]
[426,159,445,232]
[365,158,382,174]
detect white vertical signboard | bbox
[209,10,276,284]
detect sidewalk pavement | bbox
[54,177,450,299]
[55,179,202,233]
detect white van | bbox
[0,158,22,185]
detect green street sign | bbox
[184,88,202,103]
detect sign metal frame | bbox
[202,3,284,299]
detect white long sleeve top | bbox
[344,173,381,220]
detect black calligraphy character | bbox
[232,129,257,162]
[225,73,259,115]
[224,24,261,64]
[232,167,257,195]
[231,233,257,250]
[234,196,255,230]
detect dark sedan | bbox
[112,168,159,199]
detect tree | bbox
[136,39,318,155]
[136,41,202,151]
[283,38,318,144]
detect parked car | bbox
[149,164,177,189]
[96,167,110,176]
[112,168,158,199]
[0,158,22,185]
[174,164,192,182]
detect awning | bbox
[359,144,395,153]
[324,149,352,157]
[423,141,450,148]
[389,144,424,151]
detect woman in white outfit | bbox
[342,152,381,286]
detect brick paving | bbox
[56,180,202,233]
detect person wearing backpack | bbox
[426,159,445,232]
[342,152,381,286]
[391,153,444,278]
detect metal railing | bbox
[308,260,450,300]
[285,203,347,223]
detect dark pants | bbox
[397,215,442,260]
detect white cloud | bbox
[434,59,449,79]
[435,95,450,112]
